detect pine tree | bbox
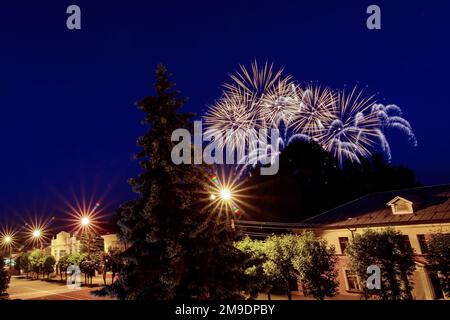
[79,231,104,257]
[98,64,254,300]
[177,220,253,299]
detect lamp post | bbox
[209,175,242,231]
[219,188,235,230]
[31,229,42,250]
[80,216,91,256]
[3,235,13,273]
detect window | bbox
[398,235,412,252]
[387,196,414,214]
[339,237,349,254]
[345,270,361,292]
[417,234,428,254]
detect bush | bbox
[427,233,450,297]
[0,257,10,295]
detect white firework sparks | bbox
[203,62,418,171]
[317,87,382,164]
[258,81,298,127]
[372,103,418,147]
[204,88,260,152]
[290,84,336,137]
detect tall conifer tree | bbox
[108,64,251,300]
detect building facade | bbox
[50,231,81,261]
[51,231,125,260]
[298,184,450,300]
[101,233,125,253]
[239,184,450,300]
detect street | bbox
[7,277,114,300]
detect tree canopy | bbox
[427,233,450,297]
[106,64,252,300]
[346,229,416,300]
[242,140,419,222]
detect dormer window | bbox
[387,196,414,214]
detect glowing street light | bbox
[32,229,42,239]
[3,235,12,244]
[208,174,245,231]
[220,188,232,201]
[81,216,90,227]
[2,234,14,273]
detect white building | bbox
[101,233,125,253]
[50,231,81,261]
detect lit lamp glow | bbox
[4,235,12,244]
[81,216,90,227]
[220,188,232,201]
[32,229,41,238]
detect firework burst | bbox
[317,87,382,164]
[225,61,290,96]
[259,82,299,127]
[203,61,417,171]
[372,103,418,147]
[290,84,336,137]
[204,89,260,153]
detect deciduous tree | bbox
[427,233,450,297]
[346,229,416,300]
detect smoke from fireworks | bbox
[204,61,417,174]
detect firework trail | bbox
[225,61,289,96]
[372,103,418,147]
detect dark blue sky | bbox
[1,0,449,221]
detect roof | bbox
[301,184,450,229]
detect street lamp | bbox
[80,216,92,256]
[3,236,11,245]
[209,174,243,231]
[3,235,13,273]
[32,229,41,239]
[220,188,232,201]
[81,216,90,227]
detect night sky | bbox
[1,0,449,222]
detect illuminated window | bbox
[339,237,349,254]
[345,270,361,292]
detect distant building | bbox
[50,231,124,261]
[50,231,81,261]
[101,234,125,253]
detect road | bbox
[7,277,115,300]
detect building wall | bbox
[50,231,81,261]
[101,234,125,253]
[294,222,450,300]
